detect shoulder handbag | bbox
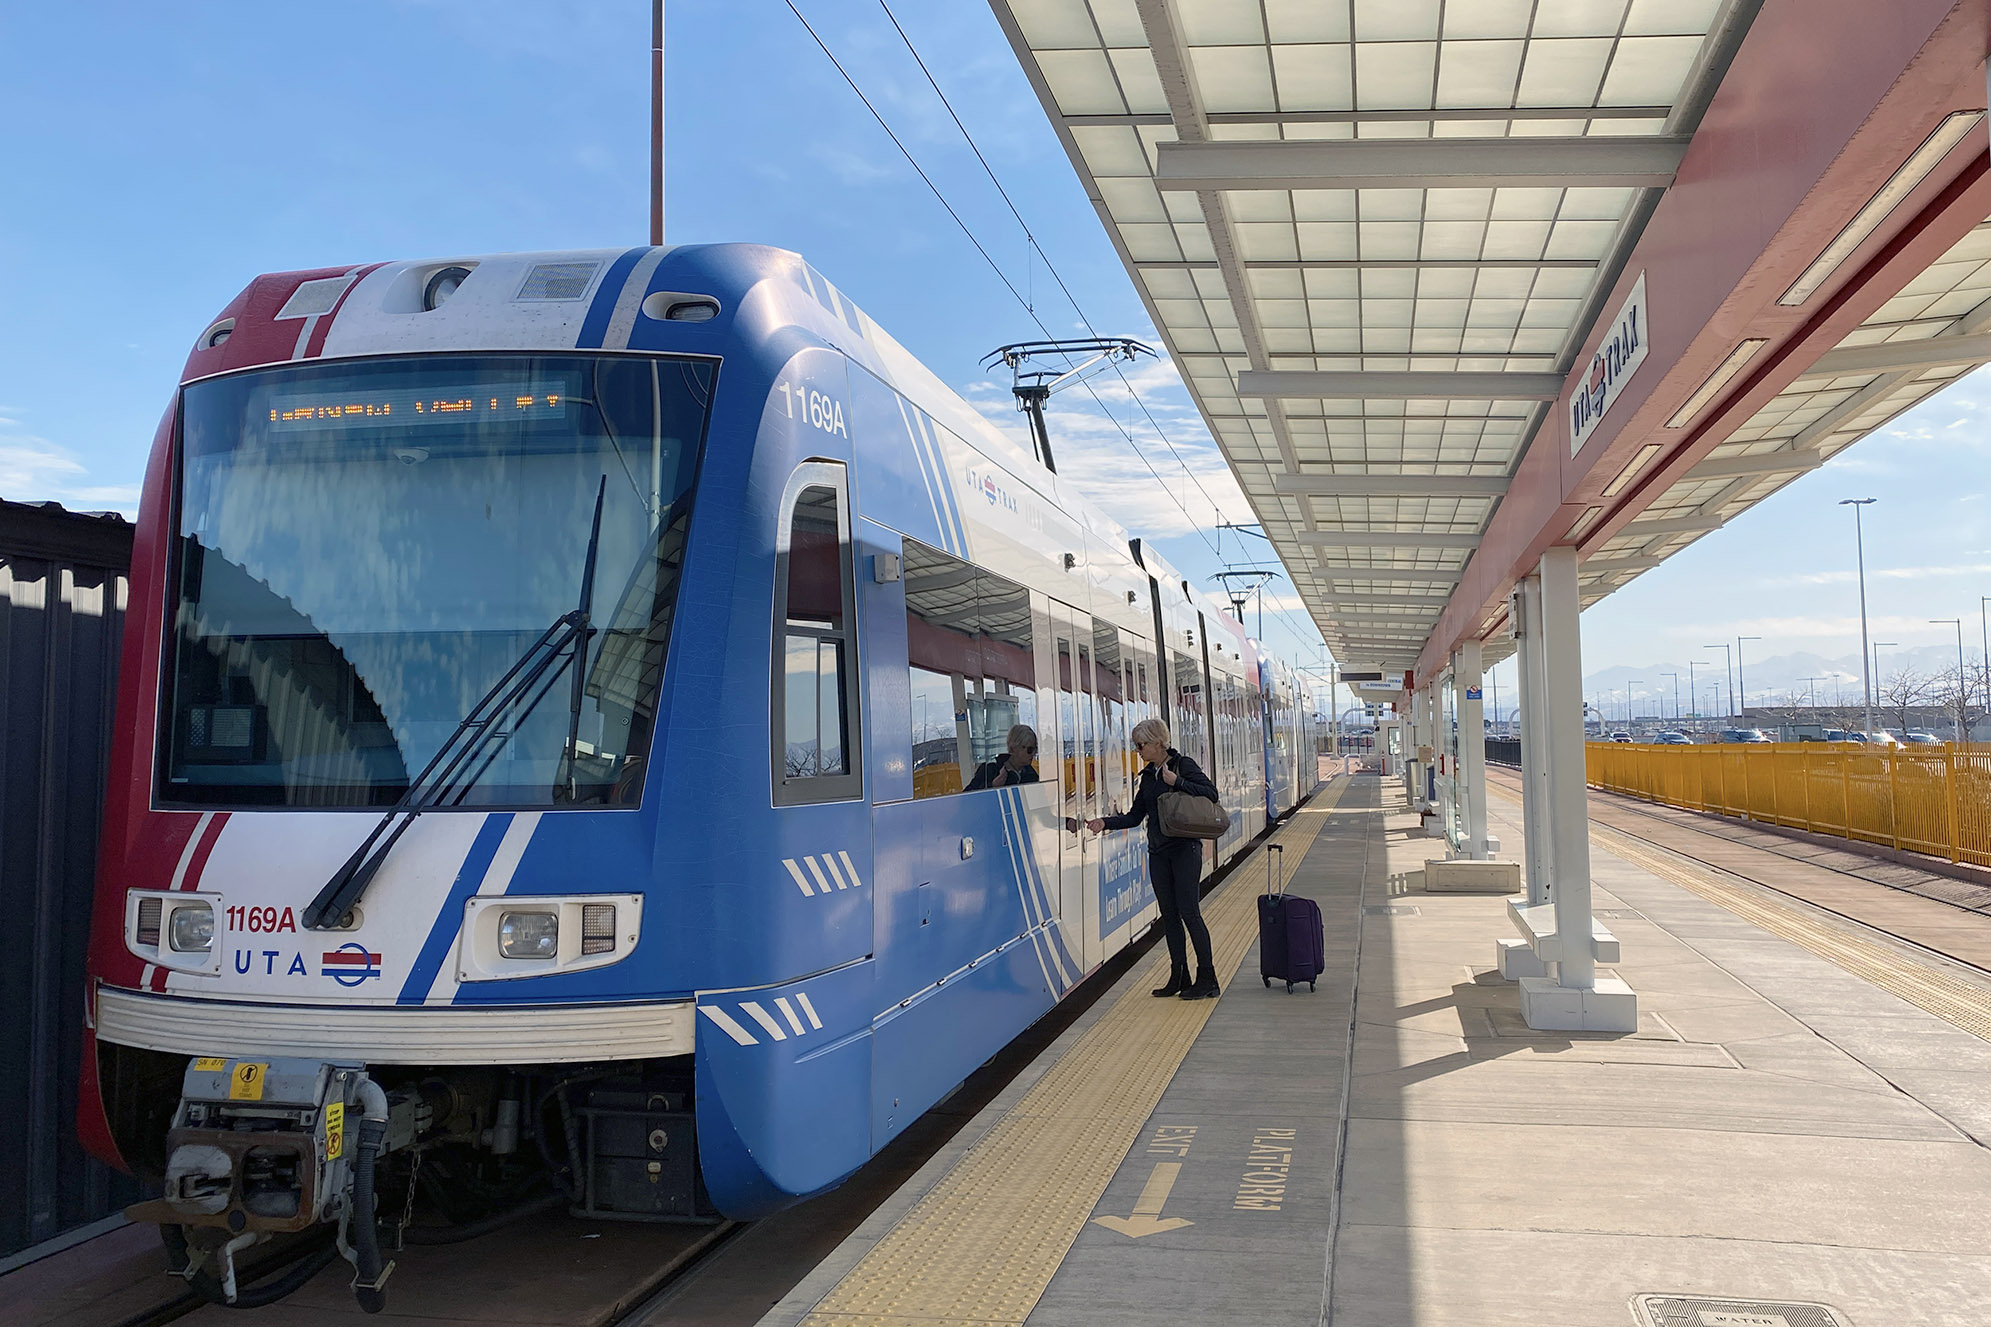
[1157,781,1232,840]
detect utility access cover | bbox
[1633,1295,1849,1327]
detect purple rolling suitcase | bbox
[1257,843,1325,993]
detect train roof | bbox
[181,242,1175,620]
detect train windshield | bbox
[163,353,715,808]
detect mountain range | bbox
[1479,644,1983,722]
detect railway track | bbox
[97,1216,739,1327]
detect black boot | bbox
[1179,969,1220,1000]
[1152,964,1190,997]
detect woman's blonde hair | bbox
[1129,717,1170,748]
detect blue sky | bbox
[4,1,1987,717]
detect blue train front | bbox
[80,243,1319,1307]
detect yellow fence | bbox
[1585,742,1991,869]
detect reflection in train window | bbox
[903,540,1037,799]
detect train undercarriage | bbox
[102,1043,710,1313]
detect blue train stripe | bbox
[397,813,513,1004]
[997,791,1057,992]
[896,397,950,554]
[1001,792,1051,928]
[1018,796,1080,982]
[996,789,1038,927]
[919,410,962,556]
[918,411,968,556]
[575,247,651,349]
[1000,789,1074,988]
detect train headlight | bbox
[169,902,214,953]
[457,894,642,982]
[125,891,223,975]
[423,265,472,311]
[498,909,559,960]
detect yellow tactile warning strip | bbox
[797,778,1357,1327]
[1487,783,1991,1042]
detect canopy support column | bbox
[1516,547,1637,1031]
[1456,641,1489,860]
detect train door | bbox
[1050,601,1101,971]
[1090,619,1146,951]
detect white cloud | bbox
[0,426,141,516]
[1762,562,1991,588]
[958,357,1248,542]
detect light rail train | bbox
[79,244,1319,1310]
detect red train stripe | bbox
[181,812,229,891]
[150,813,231,992]
[302,262,386,359]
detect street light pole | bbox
[1688,659,1707,734]
[1626,680,1643,728]
[1737,636,1760,722]
[1662,672,1679,723]
[1704,643,1733,724]
[1933,618,1965,740]
[1872,641,1897,733]
[1841,497,1878,736]
[1980,595,1989,731]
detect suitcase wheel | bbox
[1262,976,1271,988]
[1309,981,1318,992]
[1285,981,1294,993]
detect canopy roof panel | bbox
[995,0,1747,672]
[997,0,1991,685]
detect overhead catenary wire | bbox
[873,1,1233,540]
[779,0,1223,557]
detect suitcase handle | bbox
[1266,842,1285,896]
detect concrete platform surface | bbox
[771,773,1991,1327]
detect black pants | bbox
[1151,838,1214,975]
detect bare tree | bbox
[1877,666,1934,738]
[1928,664,1976,743]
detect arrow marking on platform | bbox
[1092,1162,1194,1238]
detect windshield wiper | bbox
[303,478,608,931]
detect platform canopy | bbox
[992,0,1991,684]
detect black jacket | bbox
[1101,749,1221,850]
[966,754,1039,791]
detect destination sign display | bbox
[259,384,568,432]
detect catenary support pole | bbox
[650,0,665,246]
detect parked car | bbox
[1900,732,1944,746]
[1718,728,1773,743]
[1610,731,1634,743]
[1653,731,1692,744]
[1822,728,1864,743]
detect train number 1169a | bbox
[778,382,847,438]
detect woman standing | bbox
[1087,718,1224,999]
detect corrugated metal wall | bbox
[0,501,140,1259]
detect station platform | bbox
[763,772,1991,1327]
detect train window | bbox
[904,540,1037,799]
[774,466,862,804]
[162,352,716,808]
[1056,632,1077,809]
[1171,650,1207,769]
[1093,621,1129,815]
